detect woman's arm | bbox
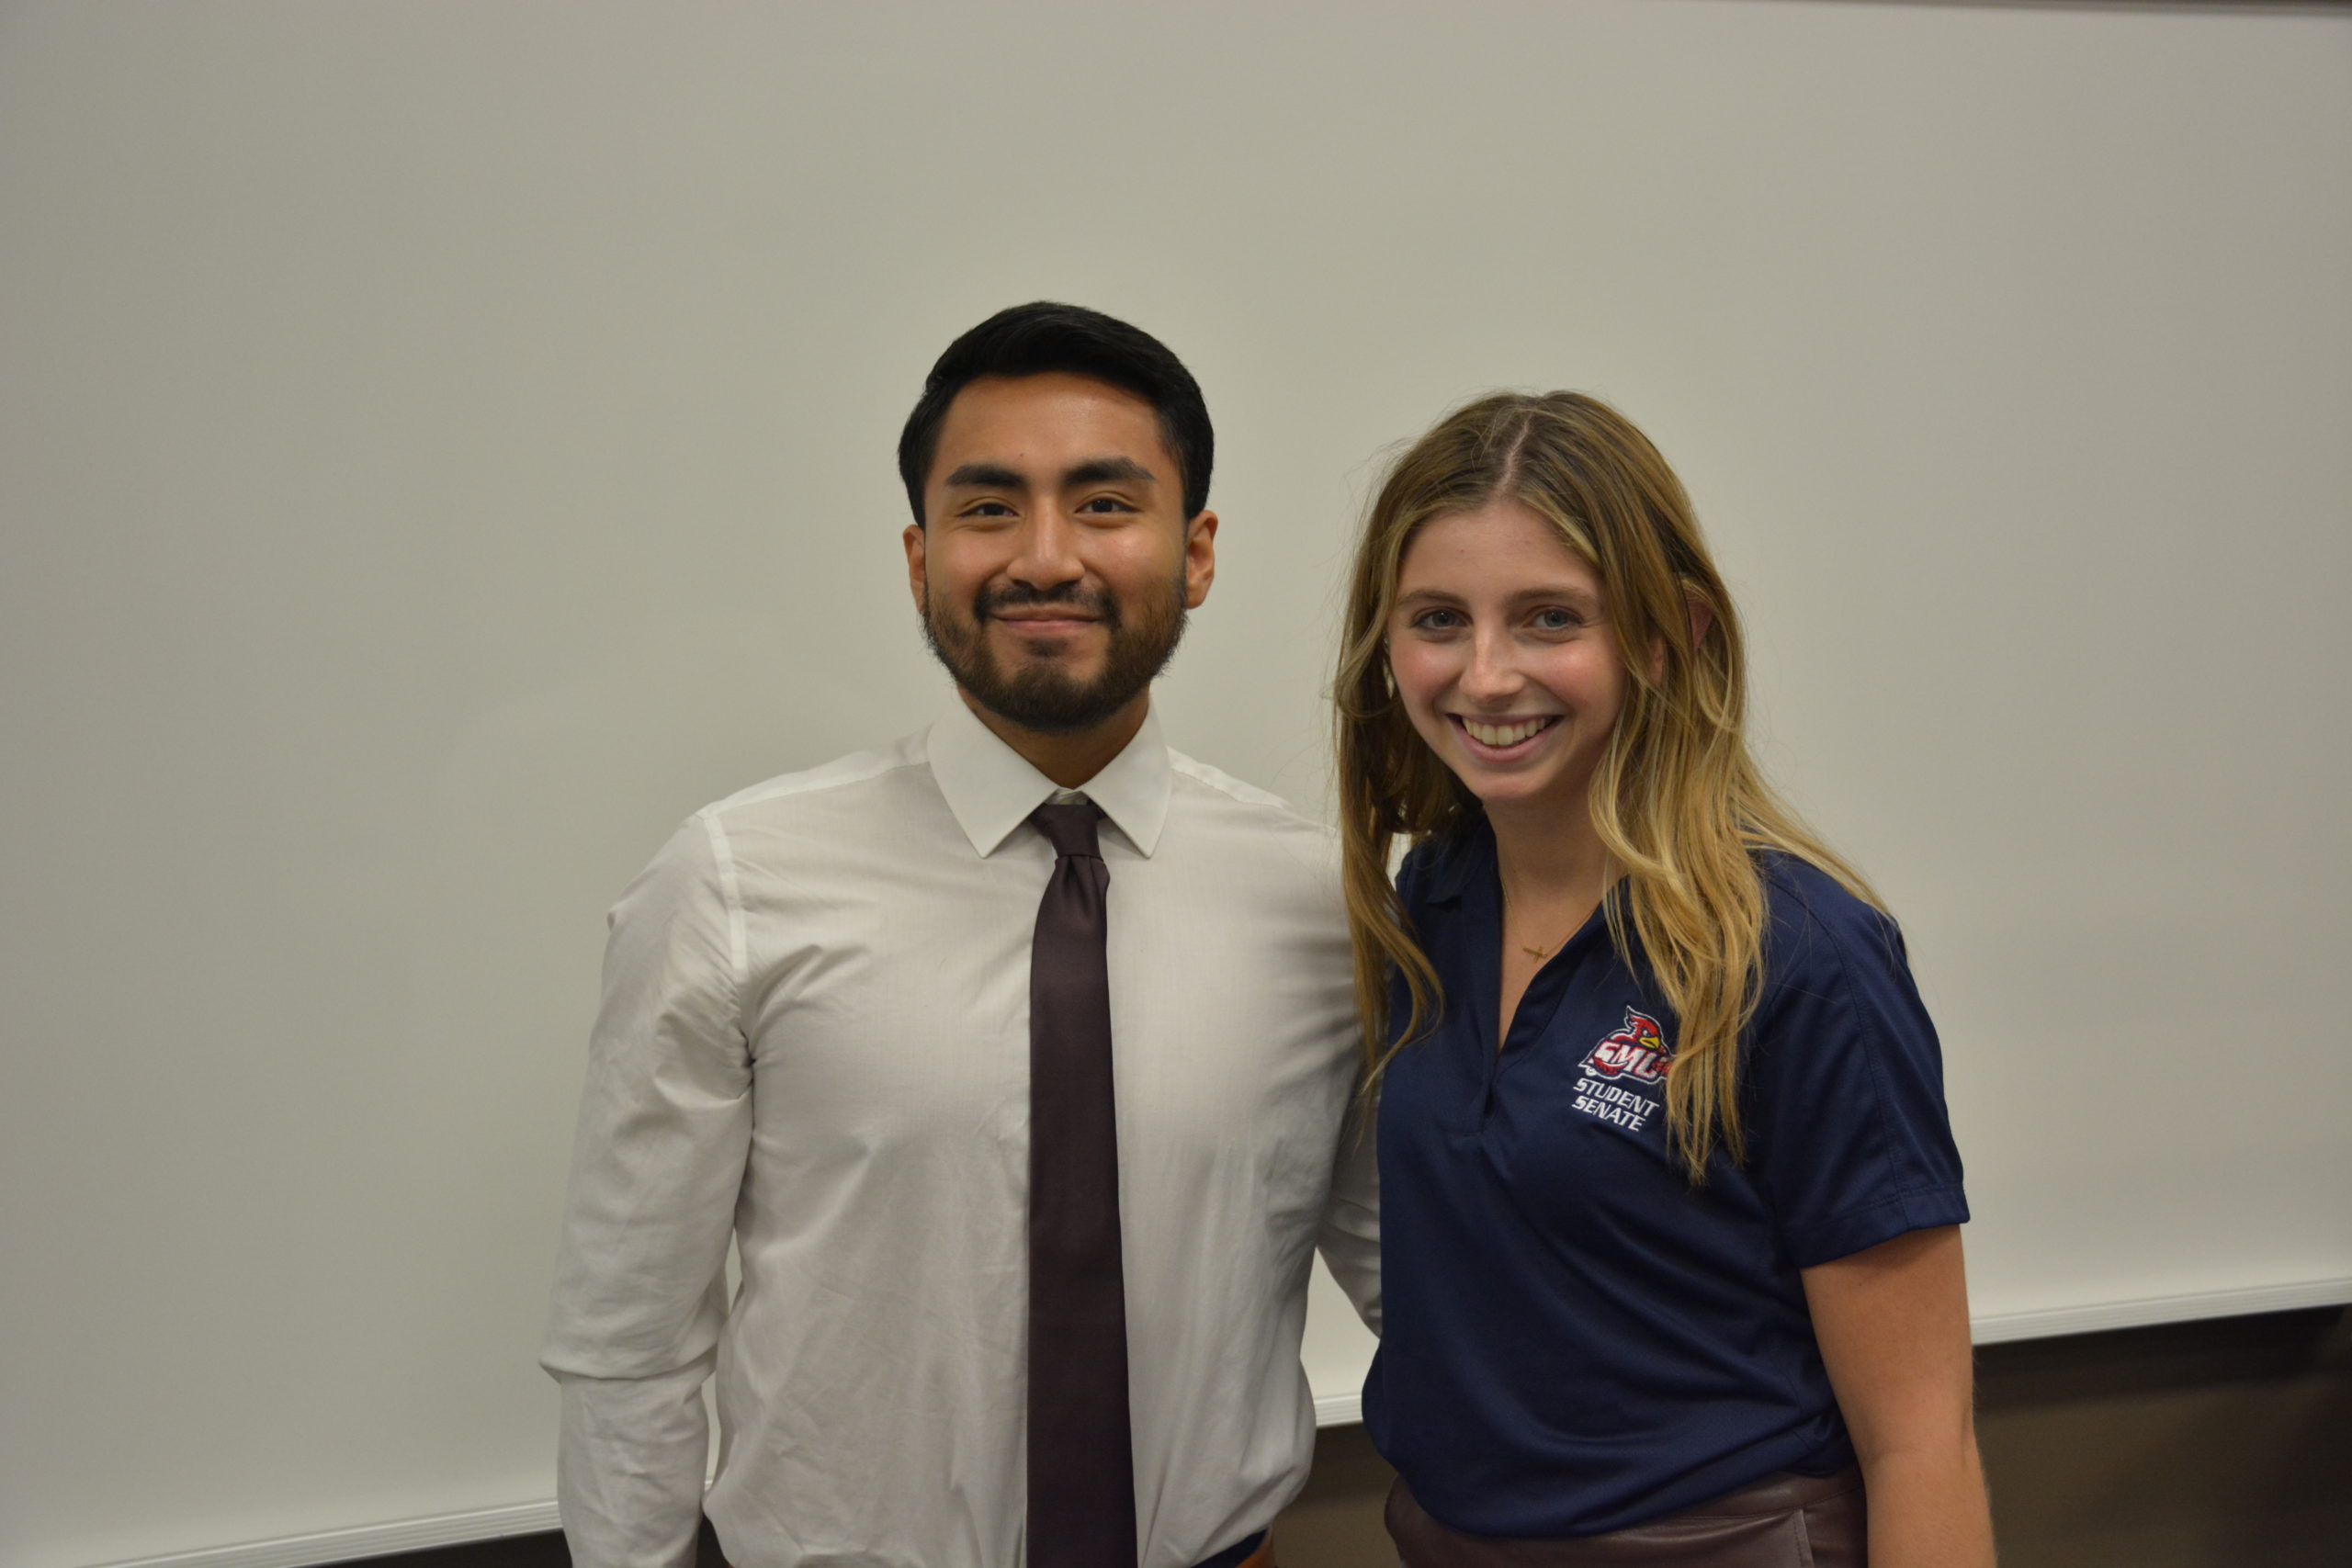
[1801,1224,1996,1567]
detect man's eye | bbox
[962,501,1015,518]
[1078,496,1136,514]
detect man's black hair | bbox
[897,301,1214,525]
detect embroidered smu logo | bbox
[1580,1009,1672,1085]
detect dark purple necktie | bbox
[1025,800,1137,1568]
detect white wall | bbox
[3,4,2347,1565]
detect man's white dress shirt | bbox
[543,702,1380,1568]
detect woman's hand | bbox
[1802,1225,1996,1567]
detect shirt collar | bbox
[1418,812,1494,906]
[926,698,1172,860]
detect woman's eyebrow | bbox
[1394,584,1600,608]
[1510,583,1601,607]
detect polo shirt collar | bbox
[927,697,1172,860]
[1419,811,1495,906]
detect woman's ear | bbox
[1686,595,1716,652]
[1646,595,1717,683]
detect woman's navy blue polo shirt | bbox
[1363,818,1968,1538]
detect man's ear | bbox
[903,523,929,614]
[1182,511,1218,610]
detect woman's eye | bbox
[1532,608,1581,631]
[1412,609,1464,631]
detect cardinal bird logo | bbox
[1582,1009,1672,1084]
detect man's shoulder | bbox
[695,729,934,829]
[611,738,932,929]
[1162,750,1344,908]
[1167,750,1330,840]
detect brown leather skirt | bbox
[1387,1466,1865,1568]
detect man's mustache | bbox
[974,583,1122,626]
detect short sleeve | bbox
[1744,872,1968,1269]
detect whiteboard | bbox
[3,4,2347,1566]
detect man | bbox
[543,302,1378,1568]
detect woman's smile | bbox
[1450,713,1561,756]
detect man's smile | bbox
[990,609,1102,633]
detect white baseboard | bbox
[81,1277,2352,1568]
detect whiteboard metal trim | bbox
[1966,1277,2352,1345]
[1313,1278,2352,1427]
[84,1278,2352,1568]
[87,1500,560,1568]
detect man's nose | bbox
[1006,507,1085,591]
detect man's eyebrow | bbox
[941,462,1027,491]
[1063,457,1156,489]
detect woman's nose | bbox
[1459,630,1521,703]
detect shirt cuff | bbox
[1781,1184,1970,1269]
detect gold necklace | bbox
[1519,912,1575,959]
[1509,892,1586,961]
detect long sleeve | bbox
[542,812,753,1568]
[1316,1072,1382,1335]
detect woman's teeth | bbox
[1463,716,1551,748]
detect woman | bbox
[1336,392,1995,1566]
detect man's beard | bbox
[922,576,1189,736]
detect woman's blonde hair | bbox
[1336,391,1878,1179]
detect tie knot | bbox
[1031,799,1103,860]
